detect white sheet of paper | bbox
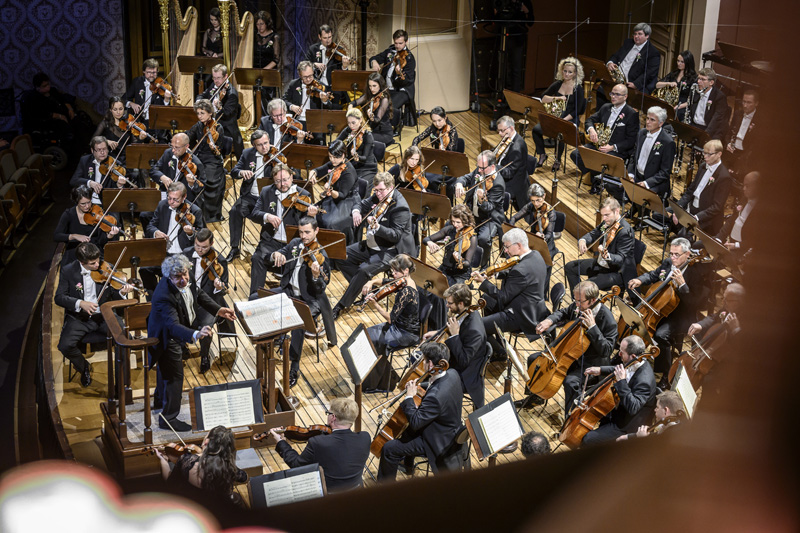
[349,329,378,383]
[263,471,324,507]
[236,293,303,337]
[672,363,697,419]
[478,399,523,454]
[200,387,256,429]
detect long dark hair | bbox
[367,72,393,120]
[678,50,697,81]
[199,426,238,497]
[104,96,125,136]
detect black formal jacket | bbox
[282,78,333,116]
[354,189,415,256]
[55,260,124,322]
[276,429,370,492]
[312,161,359,205]
[149,147,206,200]
[725,108,758,152]
[688,86,729,141]
[69,154,103,193]
[634,256,711,331]
[479,250,548,334]
[123,76,168,120]
[197,83,243,148]
[585,103,640,158]
[231,147,274,200]
[608,39,661,94]
[456,169,507,227]
[147,276,221,364]
[546,302,617,367]
[509,202,557,258]
[579,218,637,282]
[444,311,488,404]
[186,120,228,161]
[497,132,528,202]
[248,185,309,243]
[400,370,462,464]
[626,128,676,196]
[145,199,205,251]
[676,162,732,234]
[336,128,377,177]
[258,116,294,147]
[716,200,757,256]
[305,41,344,86]
[598,357,657,433]
[370,45,416,101]
[181,246,229,299]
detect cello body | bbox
[526,320,589,399]
[668,321,729,388]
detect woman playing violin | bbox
[362,254,419,357]
[54,186,121,265]
[187,99,227,223]
[336,108,377,181]
[388,145,429,191]
[412,106,459,152]
[509,183,559,287]
[309,140,360,243]
[154,425,247,506]
[349,72,394,145]
[93,97,150,185]
[616,390,684,441]
[423,205,478,285]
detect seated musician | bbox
[308,140,360,244]
[570,84,639,193]
[509,183,558,287]
[713,170,759,259]
[270,398,369,492]
[54,186,121,265]
[226,130,276,262]
[282,60,332,145]
[412,107,460,152]
[530,57,586,170]
[55,242,131,388]
[259,99,296,147]
[269,216,337,386]
[655,50,697,121]
[186,99,227,223]
[349,72,394,145]
[69,136,132,205]
[182,228,232,374]
[377,342,463,481]
[123,58,171,128]
[491,115,528,211]
[306,24,351,92]
[197,63,243,158]
[687,68,730,141]
[518,281,617,412]
[148,254,235,432]
[423,205,478,285]
[471,228,548,360]
[566,197,635,293]
[370,29,416,125]
[93,96,152,186]
[362,254,420,357]
[423,283,489,409]
[336,108,377,183]
[724,90,759,175]
[581,335,657,446]
[388,145,434,192]
[668,140,732,236]
[520,431,551,458]
[454,150,507,269]
[616,106,676,204]
[247,163,317,299]
[616,389,683,441]
[331,172,414,319]
[628,237,711,389]
[606,23,661,94]
[150,133,206,204]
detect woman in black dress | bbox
[363,254,420,357]
[309,140,361,243]
[349,72,393,145]
[54,186,121,264]
[254,11,280,109]
[387,145,430,190]
[509,183,558,288]
[186,99,226,222]
[423,204,478,286]
[201,8,223,59]
[93,97,152,187]
[336,108,377,182]
[412,106,460,152]
[655,50,698,121]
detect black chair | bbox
[373,140,386,170]
[462,340,492,411]
[550,282,566,311]
[65,329,108,382]
[455,138,465,153]
[386,288,433,385]
[551,211,567,286]
[470,246,483,270]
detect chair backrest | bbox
[470,246,483,269]
[10,135,34,162]
[357,177,368,199]
[550,282,565,310]
[553,211,566,238]
[634,238,647,265]
[503,192,510,212]
[0,150,20,184]
[417,287,434,335]
[525,154,537,175]
[373,140,386,162]
[456,138,465,153]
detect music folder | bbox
[466,393,524,460]
[249,464,327,508]
[192,379,264,431]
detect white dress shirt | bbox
[166,206,183,254]
[250,153,265,196]
[733,111,755,150]
[636,129,660,175]
[180,286,196,325]
[299,85,311,120]
[692,160,721,209]
[619,43,644,80]
[268,185,296,242]
[693,89,711,126]
[77,265,99,313]
[730,199,755,245]
[606,104,625,128]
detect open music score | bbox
[341,325,380,385]
[193,379,263,431]
[250,464,327,508]
[235,293,304,338]
[467,393,524,460]
[672,364,698,419]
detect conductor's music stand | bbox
[101,188,161,239]
[693,227,743,281]
[176,56,222,97]
[503,89,543,139]
[284,226,348,260]
[234,67,282,131]
[621,179,671,259]
[502,223,552,267]
[149,105,198,136]
[305,109,348,143]
[331,70,373,105]
[538,112,581,182]
[398,188,452,265]
[668,120,710,188]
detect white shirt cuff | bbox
[75,300,82,312]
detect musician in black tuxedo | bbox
[571,85,639,186]
[670,140,732,235]
[306,24,352,90]
[472,228,548,356]
[566,197,636,292]
[55,243,131,387]
[454,150,508,269]
[714,171,759,259]
[259,99,295,147]
[149,133,206,203]
[581,335,657,446]
[369,29,416,122]
[197,64,243,157]
[606,23,661,94]
[269,217,337,386]
[629,238,711,385]
[271,397,369,492]
[123,58,172,126]
[422,284,489,409]
[69,137,132,205]
[724,90,759,175]
[622,106,676,199]
[148,255,235,432]
[282,61,332,145]
[226,130,275,261]
[181,228,232,373]
[332,172,414,317]
[247,163,318,298]
[687,68,730,141]
[378,343,464,481]
[492,116,528,211]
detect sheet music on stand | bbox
[193,379,264,431]
[672,363,698,418]
[235,293,303,338]
[340,324,380,385]
[249,464,327,508]
[466,393,524,460]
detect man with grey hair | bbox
[606,22,660,95]
[493,115,529,211]
[629,237,712,388]
[259,98,296,146]
[147,254,236,431]
[581,334,656,446]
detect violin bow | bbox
[419,118,463,149]
[95,246,127,303]
[439,219,490,249]
[159,413,190,445]
[86,188,124,240]
[359,186,395,224]
[291,238,345,263]
[401,160,436,189]
[460,161,513,196]
[357,87,390,112]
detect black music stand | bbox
[284,226,348,261]
[420,147,469,210]
[331,70,373,104]
[668,199,699,235]
[614,296,654,348]
[101,189,161,239]
[125,144,170,177]
[398,189,452,265]
[104,238,167,286]
[305,109,348,143]
[149,105,198,136]
[578,146,626,223]
[177,56,221,96]
[235,68,282,131]
[409,257,449,298]
[693,227,743,281]
[669,121,710,188]
[538,112,581,180]
[503,89,542,139]
[284,144,329,176]
[621,178,671,259]
[626,88,676,122]
[501,223,552,267]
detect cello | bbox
[667,318,731,388]
[526,286,620,399]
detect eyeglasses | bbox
[609,92,625,97]
[669,251,687,257]
[702,151,718,156]
[325,411,334,416]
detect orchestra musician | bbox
[248,163,317,299]
[520,431,551,457]
[570,84,639,191]
[69,136,131,205]
[423,205,478,285]
[331,172,414,319]
[454,150,508,269]
[150,133,206,204]
[412,107,460,152]
[619,106,676,204]
[55,243,131,388]
[308,140,361,244]
[200,8,223,59]
[606,23,661,94]
[335,108,377,182]
[616,389,683,441]
[423,283,489,409]
[253,11,280,105]
[269,398,370,492]
[269,216,338,386]
[655,50,698,121]
[628,238,712,388]
[186,99,227,223]
[282,60,332,144]
[123,58,171,125]
[388,145,433,192]
[306,24,351,89]
[580,335,656,446]
[493,115,529,211]
[54,186,121,265]
[93,96,151,183]
[148,254,236,432]
[377,342,463,481]
[182,228,232,374]
[226,130,275,262]
[509,183,558,287]
[530,57,586,170]
[259,98,296,147]
[566,197,636,292]
[724,90,759,175]
[370,29,417,126]
[197,64,243,158]
[687,68,730,141]
[349,72,394,145]
[713,171,759,259]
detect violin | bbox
[145,442,202,461]
[425,123,452,150]
[203,118,221,156]
[466,255,520,284]
[280,116,305,137]
[302,239,329,282]
[99,157,136,188]
[581,219,620,258]
[83,205,118,233]
[404,165,429,191]
[526,287,620,399]
[559,345,659,449]
[253,424,332,442]
[391,49,409,80]
[200,249,225,283]
[647,414,682,435]
[281,191,327,214]
[174,202,196,231]
[359,277,407,312]
[119,114,157,142]
[668,318,730,388]
[306,79,329,99]
[90,261,146,295]
[534,202,551,233]
[325,42,348,61]
[345,127,365,156]
[425,299,486,346]
[177,152,201,187]
[269,145,288,165]
[327,162,345,193]
[453,225,474,269]
[150,77,178,102]
[361,191,395,228]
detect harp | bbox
[162,0,198,107]
[218,1,255,131]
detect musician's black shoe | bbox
[536,154,547,168]
[332,304,343,320]
[181,345,191,360]
[514,395,545,410]
[200,354,211,374]
[551,160,561,172]
[289,371,299,388]
[159,419,192,432]
[226,247,240,262]
[588,186,600,195]
[80,365,92,387]
[656,376,670,392]
[153,398,163,410]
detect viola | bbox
[99,157,136,188]
[280,116,305,137]
[281,191,327,214]
[253,424,332,442]
[534,202,551,233]
[359,277,407,312]
[90,261,146,295]
[391,49,409,80]
[668,319,730,388]
[83,205,118,233]
[492,136,511,160]
[119,114,157,142]
[203,119,221,156]
[404,165,429,191]
[647,414,682,435]
[466,255,520,284]
[526,287,620,399]
[145,442,202,461]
